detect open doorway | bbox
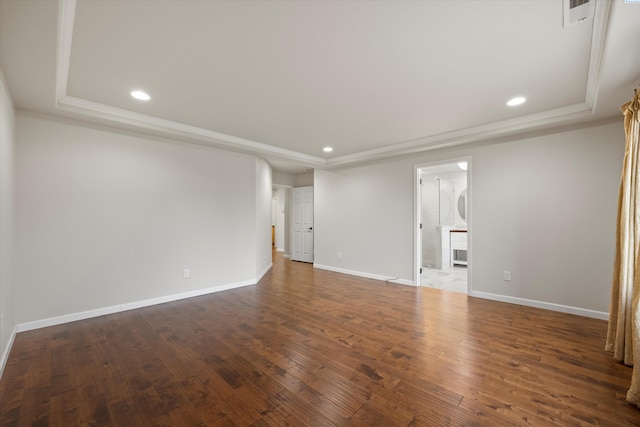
[415,160,470,293]
[272,185,291,257]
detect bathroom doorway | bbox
[415,160,469,293]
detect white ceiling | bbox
[1,0,639,173]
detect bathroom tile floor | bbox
[421,266,467,293]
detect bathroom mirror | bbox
[458,189,467,221]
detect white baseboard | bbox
[283,254,290,259]
[468,290,609,320]
[0,326,17,379]
[16,279,258,333]
[313,263,414,287]
[256,263,273,282]
[312,265,607,320]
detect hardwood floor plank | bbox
[48,390,79,427]
[1,250,638,425]
[269,388,335,427]
[350,400,414,427]
[288,364,364,417]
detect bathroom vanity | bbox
[435,226,467,268]
[450,229,467,266]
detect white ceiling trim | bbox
[56,0,76,106]
[326,102,593,168]
[55,0,325,167]
[57,94,328,166]
[56,0,611,170]
[0,69,14,106]
[585,0,612,109]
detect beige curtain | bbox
[606,87,640,407]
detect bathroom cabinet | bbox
[450,230,467,266]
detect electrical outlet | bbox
[338,252,343,260]
[503,271,511,281]
[183,269,190,278]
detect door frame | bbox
[414,157,472,289]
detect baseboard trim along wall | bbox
[15,278,263,333]
[0,327,17,379]
[256,263,273,283]
[313,263,414,287]
[314,264,609,320]
[1,267,276,381]
[469,290,609,321]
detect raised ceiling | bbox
[1,0,639,172]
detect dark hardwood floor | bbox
[1,250,638,426]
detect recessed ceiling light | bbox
[131,90,151,101]
[507,96,526,106]
[323,146,334,153]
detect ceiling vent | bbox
[563,0,595,27]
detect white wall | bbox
[273,170,295,187]
[15,113,271,326]
[472,123,621,314]
[0,71,16,375]
[315,161,414,280]
[315,121,624,316]
[295,170,314,187]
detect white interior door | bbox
[291,186,314,263]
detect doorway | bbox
[415,160,470,292]
[272,185,290,255]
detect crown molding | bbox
[56,0,610,171]
[325,102,593,168]
[57,95,328,166]
[56,0,76,105]
[0,69,14,106]
[585,0,612,109]
[55,0,326,167]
